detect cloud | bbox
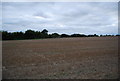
[2,2,118,35]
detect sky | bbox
[2,2,118,35]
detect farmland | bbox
[2,37,118,79]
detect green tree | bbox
[51,33,60,38]
[41,29,49,38]
[25,30,35,39]
[12,32,24,40]
[61,34,70,37]
[41,29,48,34]
[2,31,13,40]
[34,31,42,39]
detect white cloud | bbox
[2,2,118,35]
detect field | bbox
[2,37,118,79]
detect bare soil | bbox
[2,37,118,79]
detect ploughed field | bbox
[2,37,118,79]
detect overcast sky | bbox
[2,2,118,35]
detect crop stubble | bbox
[2,37,118,79]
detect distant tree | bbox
[48,34,52,38]
[71,34,80,37]
[41,29,48,34]
[2,29,114,40]
[51,33,60,38]
[87,35,94,37]
[12,31,24,40]
[70,34,87,37]
[19,31,25,39]
[93,34,99,37]
[2,31,13,40]
[0,31,2,40]
[100,35,103,37]
[41,29,49,38]
[25,30,35,39]
[87,34,98,37]
[2,31,8,40]
[116,34,120,36]
[79,34,87,37]
[61,34,70,37]
[34,31,42,39]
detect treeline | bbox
[1,29,119,40]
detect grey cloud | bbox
[2,2,118,35]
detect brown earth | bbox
[2,37,118,79]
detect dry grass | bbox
[2,37,118,79]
